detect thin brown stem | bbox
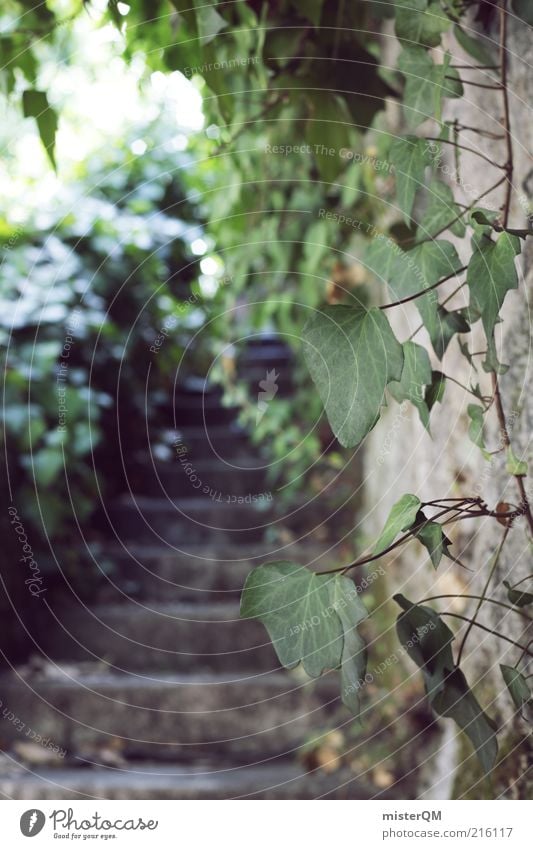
[379,266,467,311]
[441,613,533,658]
[499,0,514,227]
[403,174,507,249]
[451,65,500,71]
[419,594,532,622]
[317,503,472,576]
[445,75,503,91]
[456,527,510,666]
[454,123,504,140]
[425,136,506,169]
[491,373,533,534]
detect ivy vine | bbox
[240,0,533,775]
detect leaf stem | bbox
[403,174,507,249]
[441,612,533,658]
[425,136,506,170]
[453,123,504,140]
[491,372,533,535]
[418,593,531,621]
[445,75,503,91]
[379,266,467,311]
[499,0,514,227]
[455,526,510,666]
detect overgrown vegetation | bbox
[1,0,532,777]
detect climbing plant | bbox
[236,0,533,776]
[2,0,533,773]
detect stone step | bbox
[138,457,269,499]
[90,541,352,603]
[0,762,380,800]
[171,424,247,457]
[172,392,239,427]
[39,601,279,672]
[106,493,337,546]
[238,341,293,367]
[0,668,339,763]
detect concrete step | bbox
[90,541,353,603]
[108,495,278,545]
[0,761,384,800]
[138,457,269,499]
[172,392,239,426]
[39,601,279,672]
[106,493,340,546]
[169,425,248,457]
[0,668,339,763]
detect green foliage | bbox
[303,306,404,448]
[414,516,452,568]
[2,0,531,779]
[467,231,521,372]
[398,48,462,129]
[374,494,421,554]
[500,665,531,711]
[395,594,498,773]
[389,136,432,224]
[388,341,432,428]
[453,25,494,66]
[22,90,58,169]
[467,404,489,458]
[420,180,466,239]
[241,562,367,713]
[395,0,450,48]
[502,581,533,608]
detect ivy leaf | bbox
[470,207,500,229]
[394,594,455,700]
[505,447,528,477]
[459,340,478,369]
[22,89,58,169]
[431,667,498,774]
[500,664,531,710]
[405,240,463,357]
[398,47,440,129]
[389,135,431,224]
[241,564,368,716]
[395,595,498,772]
[240,562,344,677]
[328,577,368,716]
[374,494,421,554]
[418,180,466,238]
[431,307,470,360]
[467,231,521,372]
[467,404,490,459]
[395,0,450,48]
[482,344,509,376]
[502,580,533,608]
[425,370,446,412]
[388,341,432,429]
[454,25,495,67]
[305,92,353,182]
[366,234,464,358]
[414,513,452,568]
[303,305,404,448]
[511,0,533,26]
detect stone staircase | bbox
[0,340,378,799]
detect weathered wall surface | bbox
[365,13,532,797]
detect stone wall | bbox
[364,11,532,797]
